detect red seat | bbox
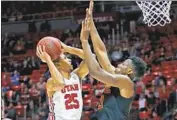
[82,84,92,91]
[161,61,171,68]
[83,94,92,100]
[96,83,105,90]
[83,99,91,106]
[6,90,13,99]
[15,105,26,117]
[2,77,11,87]
[168,35,177,41]
[142,75,155,84]
[11,85,21,91]
[170,60,177,65]
[139,111,149,119]
[172,42,177,49]
[32,70,41,75]
[132,101,139,109]
[40,64,47,69]
[163,73,173,79]
[39,69,46,74]
[30,74,41,83]
[151,65,162,72]
[136,86,143,95]
[83,111,92,117]
[91,98,99,108]
[162,67,173,72]
[165,52,173,58]
[172,74,177,79]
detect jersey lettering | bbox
[49,98,55,120]
[61,84,79,93]
[64,93,79,110]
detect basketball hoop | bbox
[136,1,172,26]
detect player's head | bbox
[53,53,73,72]
[115,56,147,79]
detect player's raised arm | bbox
[73,60,89,80]
[60,42,85,59]
[86,0,115,73]
[80,19,134,98]
[36,45,65,88]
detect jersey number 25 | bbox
[64,93,79,110]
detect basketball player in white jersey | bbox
[36,35,89,119]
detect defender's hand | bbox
[36,45,51,63]
[86,0,94,19]
[60,41,68,53]
[80,19,90,41]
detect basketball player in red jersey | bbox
[36,37,89,120]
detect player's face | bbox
[115,59,134,75]
[58,54,73,71]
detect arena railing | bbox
[1,2,138,23]
[2,2,177,24]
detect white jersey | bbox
[48,72,83,120]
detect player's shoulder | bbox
[46,78,54,90]
[70,72,79,79]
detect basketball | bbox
[37,36,62,60]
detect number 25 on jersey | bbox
[64,93,79,110]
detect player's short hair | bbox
[129,56,147,78]
[53,58,61,65]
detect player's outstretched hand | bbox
[36,45,51,63]
[85,0,94,25]
[86,0,94,19]
[60,41,68,53]
[80,18,90,42]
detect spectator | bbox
[11,70,20,85]
[148,27,160,43]
[37,102,49,120]
[20,87,30,106]
[36,77,46,102]
[64,32,74,46]
[40,20,51,32]
[110,46,122,62]
[139,93,147,111]
[28,21,37,33]
[154,72,167,87]
[9,91,19,105]
[151,110,160,120]
[173,110,177,120]
[146,92,156,106]
[6,102,16,120]
[13,39,25,54]
[121,41,130,60]
[20,82,26,94]
[29,84,40,107]
[168,89,176,110]
[22,76,30,87]
[34,114,40,120]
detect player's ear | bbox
[127,69,133,75]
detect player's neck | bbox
[60,70,71,80]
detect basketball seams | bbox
[37,37,62,60]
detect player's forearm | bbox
[90,20,107,53]
[65,46,84,59]
[81,41,101,76]
[46,59,65,86]
[90,20,114,73]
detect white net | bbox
[136,1,172,27]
